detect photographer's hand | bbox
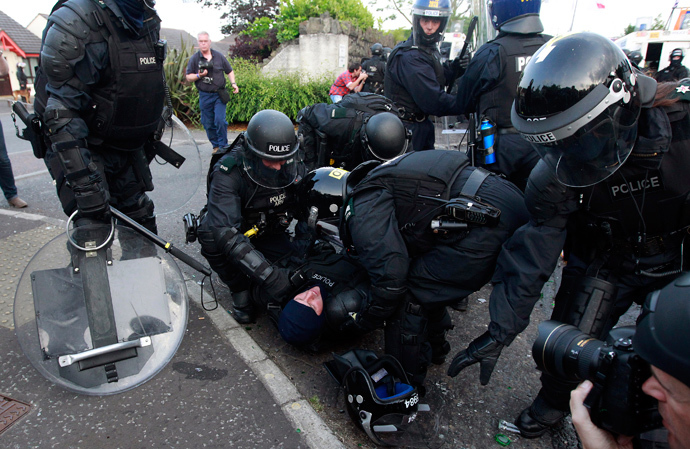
[570,381,635,449]
[199,69,208,77]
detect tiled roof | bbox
[0,10,42,55]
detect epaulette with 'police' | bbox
[671,79,690,101]
[219,155,237,174]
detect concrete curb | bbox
[185,280,345,449]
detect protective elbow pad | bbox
[365,284,408,320]
[213,228,274,283]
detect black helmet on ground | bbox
[242,109,299,189]
[371,43,383,56]
[634,272,690,389]
[361,112,411,162]
[511,32,658,188]
[325,349,421,446]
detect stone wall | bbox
[261,13,397,80]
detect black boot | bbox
[514,393,568,438]
[451,296,469,312]
[231,290,256,324]
[429,332,451,365]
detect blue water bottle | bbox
[480,119,496,164]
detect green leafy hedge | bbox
[164,41,332,126]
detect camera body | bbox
[183,212,201,243]
[198,60,213,72]
[533,321,662,436]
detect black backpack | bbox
[297,93,402,170]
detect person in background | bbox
[655,48,689,83]
[185,32,239,153]
[329,62,367,104]
[0,52,28,208]
[384,0,462,151]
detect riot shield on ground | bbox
[147,115,203,215]
[14,223,189,395]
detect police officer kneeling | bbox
[344,150,529,387]
[197,110,307,324]
[570,274,690,449]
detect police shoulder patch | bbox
[219,155,237,174]
[672,80,690,102]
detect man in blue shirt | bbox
[186,32,239,153]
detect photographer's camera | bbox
[533,320,661,436]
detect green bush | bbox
[166,48,332,125]
[163,38,199,125]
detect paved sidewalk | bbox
[0,208,343,448]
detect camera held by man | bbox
[543,272,690,449]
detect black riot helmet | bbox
[511,32,658,188]
[299,167,350,226]
[411,0,452,47]
[489,0,542,31]
[382,47,392,61]
[634,272,690,389]
[340,352,421,445]
[242,109,300,189]
[628,50,643,66]
[361,112,411,162]
[670,48,684,65]
[299,162,379,227]
[371,43,383,56]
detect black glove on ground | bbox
[447,330,504,385]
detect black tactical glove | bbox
[447,330,504,385]
[261,267,294,304]
[71,173,111,221]
[451,53,471,79]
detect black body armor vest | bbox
[38,0,165,149]
[362,56,386,94]
[348,151,469,254]
[477,33,550,128]
[384,40,445,117]
[573,103,690,259]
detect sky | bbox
[0,0,684,42]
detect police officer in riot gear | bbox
[655,48,689,83]
[361,43,386,95]
[37,0,166,232]
[343,150,529,387]
[454,0,550,190]
[385,0,461,151]
[197,110,308,324]
[447,32,690,440]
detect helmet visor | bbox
[532,104,638,187]
[242,151,299,189]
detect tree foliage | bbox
[197,0,279,34]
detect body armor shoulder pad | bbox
[218,155,238,174]
[50,0,104,38]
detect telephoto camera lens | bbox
[532,320,607,381]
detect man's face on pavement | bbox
[642,366,690,449]
[198,34,211,53]
[420,17,441,36]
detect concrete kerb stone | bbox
[185,280,345,449]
